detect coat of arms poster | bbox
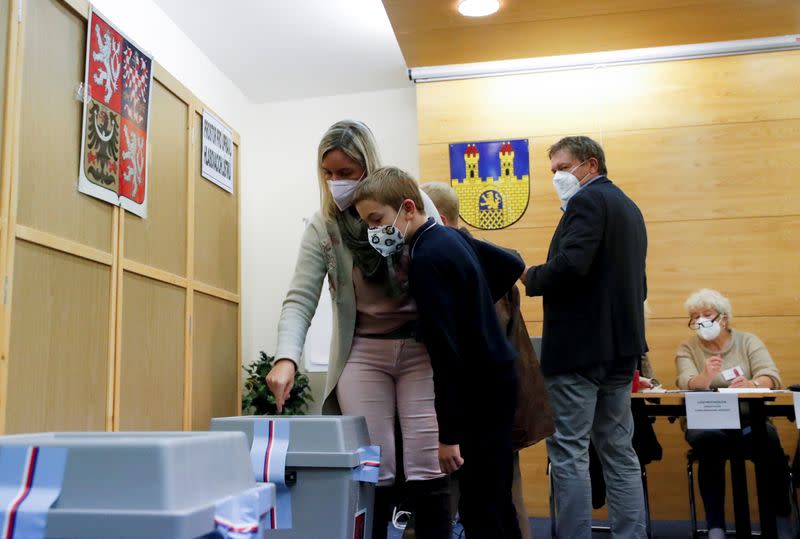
[449,139,530,230]
[78,8,153,218]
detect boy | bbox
[353,167,524,539]
[421,182,554,539]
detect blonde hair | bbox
[684,288,733,324]
[317,120,382,220]
[352,167,425,212]
[420,182,459,224]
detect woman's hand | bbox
[729,376,754,389]
[438,443,464,474]
[266,359,297,413]
[638,377,654,389]
[704,355,723,379]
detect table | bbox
[631,391,796,538]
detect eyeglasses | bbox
[688,313,722,330]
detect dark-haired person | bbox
[522,136,648,538]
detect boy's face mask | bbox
[367,204,408,258]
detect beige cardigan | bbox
[675,329,782,390]
[276,194,440,414]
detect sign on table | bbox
[685,392,741,430]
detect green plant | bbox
[242,352,314,415]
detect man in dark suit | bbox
[522,136,648,538]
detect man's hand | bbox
[519,266,531,285]
[438,443,464,474]
[266,359,296,413]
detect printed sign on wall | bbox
[448,139,530,230]
[78,8,153,218]
[202,109,234,193]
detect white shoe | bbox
[708,528,726,539]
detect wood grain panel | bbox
[124,80,187,276]
[5,240,109,432]
[118,271,184,430]
[390,0,800,67]
[500,216,800,323]
[0,0,8,161]
[191,291,238,430]
[194,111,238,293]
[420,119,800,227]
[416,50,800,145]
[384,0,719,34]
[16,0,112,251]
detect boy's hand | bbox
[438,443,464,474]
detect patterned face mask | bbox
[367,205,409,258]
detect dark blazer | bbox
[525,176,648,376]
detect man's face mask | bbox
[367,204,409,258]
[552,160,588,202]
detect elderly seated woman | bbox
[675,288,793,538]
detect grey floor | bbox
[388,518,744,538]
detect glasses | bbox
[688,313,721,330]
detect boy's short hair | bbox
[352,166,425,213]
[420,182,459,224]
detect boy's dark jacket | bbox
[458,228,555,449]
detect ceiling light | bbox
[409,34,800,82]
[458,0,500,17]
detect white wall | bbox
[88,0,250,131]
[240,87,419,370]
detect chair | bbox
[547,460,653,538]
[687,449,800,538]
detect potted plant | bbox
[242,352,314,415]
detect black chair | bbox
[687,449,800,538]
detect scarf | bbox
[335,209,407,298]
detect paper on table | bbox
[717,388,772,393]
[793,393,800,430]
[685,392,741,430]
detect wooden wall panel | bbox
[0,0,8,157]
[501,217,800,323]
[385,0,800,67]
[417,51,800,145]
[191,291,238,430]
[5,240,109,432]
[124,80,188,276]
[16,0,113,252]
[194,111,238,293]
[421,119,800,228]
[119,271,184,430]
[417,48,800,520]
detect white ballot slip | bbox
[794,392,800,430]
[685,392,741,430]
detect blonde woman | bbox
[266,120,448,539]
[676,288,792,538]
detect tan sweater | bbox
[675,329,781,390]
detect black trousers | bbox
[456,368,521,539]
[686,422,791,529]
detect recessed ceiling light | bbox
[458,0,500,17]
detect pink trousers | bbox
[337,336,443,486]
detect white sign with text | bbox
[685,392,741,430]
[201,109,234,193]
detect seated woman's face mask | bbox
[368,205,408,258]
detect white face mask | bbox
[328,179,361,211]
[695,317,722,341]
[552,161,587,202]
[367,205,409,258]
